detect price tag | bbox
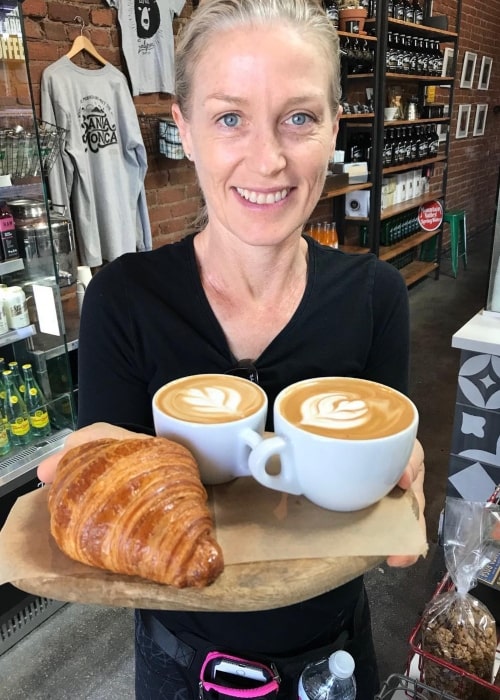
[418,200,444,232]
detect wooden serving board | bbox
[1,482,425,612]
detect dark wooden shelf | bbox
[381,192,443,220]
[366,17,458,40]
[320,181,372,201]
[338,30,377,42]
[385,73,454,83]
[399,260,439,286]
[384,117,450,127]
[382,155,446,176]
[379,229,440,262]
[341,113,375,120]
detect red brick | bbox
[90,8,114,27]
[22,0,47,19]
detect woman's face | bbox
[173,24,340,247]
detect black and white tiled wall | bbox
[448,350,500,501]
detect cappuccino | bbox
[153,373,268,484]
[279,377,414,440]
[154,374,265,424]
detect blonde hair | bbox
[175,0,340,231]
[175,0,341,117]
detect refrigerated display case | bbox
[0,0,77,654]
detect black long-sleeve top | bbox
[77,233,409,654]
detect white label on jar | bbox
[5,288,30,329]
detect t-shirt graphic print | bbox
[106,0,185,96]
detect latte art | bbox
[155,374,265,424]
[301,393,369,431]
[280,378,414,439]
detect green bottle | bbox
[0,394,10,456]
[22,363,51,438]
[2,369,31,446]
[8,360,25,396]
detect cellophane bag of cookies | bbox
[421,498,500,699]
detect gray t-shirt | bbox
[41,57,152,267]
[106,0,186,96]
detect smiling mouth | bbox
[235,187,290,204]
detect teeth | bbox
[236,187,289,204]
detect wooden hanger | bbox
[66,16,107,65]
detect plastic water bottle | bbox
[297,650,356,700]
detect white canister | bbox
[0,285,8,334]
[4,286,30,330]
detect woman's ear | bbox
[171,103,194,160]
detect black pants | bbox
[134,589,380,700]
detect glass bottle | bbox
[404,0,414,23]
[8,360,25,396]
[324,1,339,29]
[393,0,405,21]
[2,369,31,447]
[22,363,51,438]
[387,0,395,17]
[386,32,397,72]
[412,0,424,24]
[401,34,411,74]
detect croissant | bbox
[48,437,224,588]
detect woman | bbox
[39,1,426,697]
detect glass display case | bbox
[485,169,500,314]
[0,0,77,653]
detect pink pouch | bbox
[199,651,280,699]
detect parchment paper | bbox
[0,478,427,612]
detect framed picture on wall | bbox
[478,56,493,90]
[473,104,488,136]
[441,47,455,78]
[460,51,477,88]
[437,123,449,143]
[456,104,471,139]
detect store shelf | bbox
[384,118,450,127]
[0,426,73,496]
[400,260,438,286]
[338,30,377,42]
[383,155,446,176]
[0,181,43,203]
[381,192,444,220]
[379,230,440,261]
[386,74,454,84]
[366,17,459,40]
[0,258,25,276]
[320,181,371,201]
[341,113,375,120]
[0,324,36,349]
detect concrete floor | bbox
[0,232,493,699]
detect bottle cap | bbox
[328,650,355,679]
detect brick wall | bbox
[20,0,201,248]
[434,0,500,238]
[18,0,500,247]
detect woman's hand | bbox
[386,438,427,568]
[37,422,153,484]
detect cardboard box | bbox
[332,162,368,184]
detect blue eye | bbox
[220,113,240,127]
[288,113,311,126]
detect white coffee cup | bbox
[152,373,267,484]
[248,377,418,511]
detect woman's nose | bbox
[246,128,286,176]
